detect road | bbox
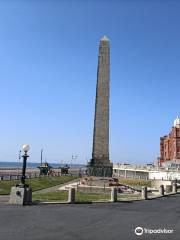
[0,194,180,240]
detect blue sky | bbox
[0,0,180,164]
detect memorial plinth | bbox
[9,185,32,205]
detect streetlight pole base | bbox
[9,185,32,205]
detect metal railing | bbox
[0,171,63,181]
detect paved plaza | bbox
[0,194,180,240]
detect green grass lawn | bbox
[33,191,141,203]
[118,178,151,188]
[0,176,77,195]
[33,191,110,203]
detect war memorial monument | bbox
[87,36,113,177]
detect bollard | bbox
[68,188,75,203]
[111,187,117,202]
[159,185,164,196]
[141,186,147,200]
[172,183,177,193]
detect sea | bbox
[0,161,85,169]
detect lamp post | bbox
[9,144,32,205]
[20,144,30,186]
[40,149,43,166]
[17,150,21,178]
[71,155,77,168]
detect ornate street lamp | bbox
[9,144,32,205]
[20,144,30,186]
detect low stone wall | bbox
[77,186,111,193]
[80,177,111,187]
[151,180,172,189]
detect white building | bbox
[113,163,180,180]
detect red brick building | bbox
[158,117,180,166]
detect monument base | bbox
[9,185,32,205]
[87,163,113,177]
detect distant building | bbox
[113,163,180,180]
[158,116,180,167]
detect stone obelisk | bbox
[87,36,113,177]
